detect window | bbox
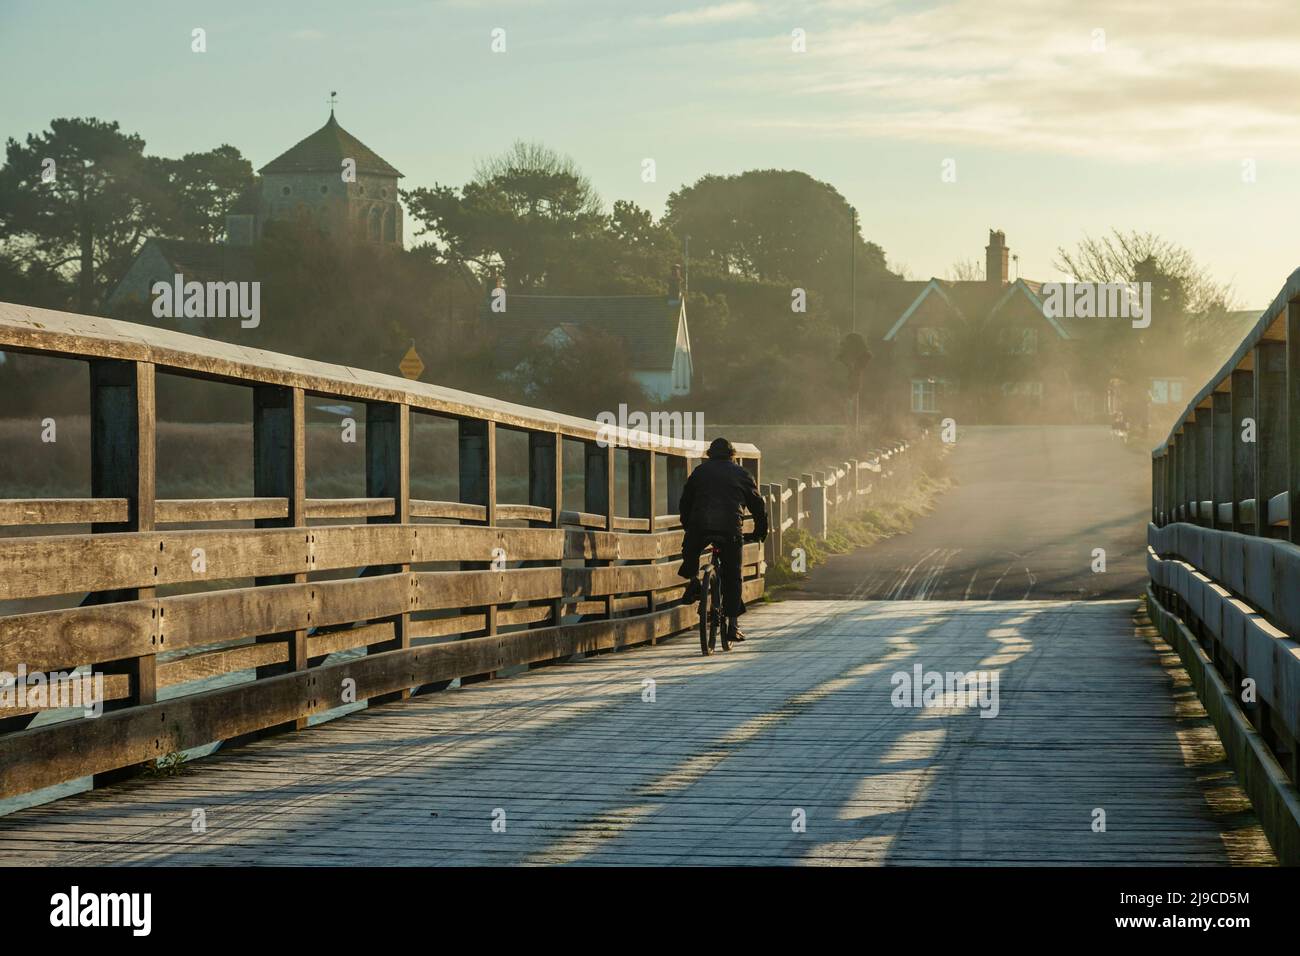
[1000,327,1037,354]
[320,185,329,195]
[911,379,941,413]
[1149,379,1185,404]
[915,327,947,355]
[281,185,291,196]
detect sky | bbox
[3,0,1299,307]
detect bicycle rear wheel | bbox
[698,566,713,656]
[708,568,722,651]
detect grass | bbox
[761,442,952,598]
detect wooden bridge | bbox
[0,289,1298,866]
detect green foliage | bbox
[663,169,893,304]
[0,118,156,312]
[513,326,646,416]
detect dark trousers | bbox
[677,530,746,617]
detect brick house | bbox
[863,230,1103,423]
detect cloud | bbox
[652,2,765,27]
[699,0,1300,161]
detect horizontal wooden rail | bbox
[0,300,773,801]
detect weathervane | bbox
[328,90,338,112]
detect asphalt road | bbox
[790,425,1152,601]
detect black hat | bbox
[707,437,736,460]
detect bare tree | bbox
[946,258,983,282]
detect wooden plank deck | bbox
[0,600,1276,866]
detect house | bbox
[864,230,1100,423]
[482,274,693,401]
[107,109,402,317]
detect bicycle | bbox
[698,531,761,656]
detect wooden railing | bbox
[0,301,766,801]
[1146,268,1300,862]
[758,439,916,569]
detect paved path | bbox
[794,425,1151,601]
[0,600,1272,866]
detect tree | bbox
[155,145,255,243]
[0,118,159,312]
[514,326,645,417]
[1054,229,1244,382]
[403,140,607,292]
[946,258,983,282]
[663,169,892,319]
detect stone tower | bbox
[226,110,404,246]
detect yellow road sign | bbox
[399,345,424,380]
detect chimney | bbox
[985,229,1009,285]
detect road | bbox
[792,425,1151,601]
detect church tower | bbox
[227,110,404,246]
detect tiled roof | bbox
[151,238,256,281]
[259,112,402,178]
[482,294,682,371]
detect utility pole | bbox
[850,206,857,333]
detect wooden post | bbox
[1212,391,1232,530]
[806,472,827,539]
[88,359,156,784]
[365,400,410,704]
[1196,411,1213,526]
[1288,302,1300,545]
[769,482,784,562]
[787,476,802,533]
[528,431,563,630]
[628,447,656,627]
[1255,341,1286,536]
[459,418,496,682]
[1231,369,1254,533]
[250,384,308,731]
[1171,430,1183,522]
[585,440,615,620]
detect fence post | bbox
[769,482,783,564]
[364,401,410,704]
[585,440,615,620]
[786,476,802,534]
[87,359,157,783]
[1231,369,1254,533]
[1195,409,1213,526]
[628,447,656,627]
[1211,390,1231,530]
[529,431,563,628]
[806,471,827,539]
[459,419,497,682]
[1288,301,1300,545]
[1255,341,1286,536]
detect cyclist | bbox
[676,437,768,642]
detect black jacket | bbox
[678,458,768,537]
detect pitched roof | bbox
[259,111,402,178]
[150,238,256,281]
[482,294,683,371]
[880,278,1067,340]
